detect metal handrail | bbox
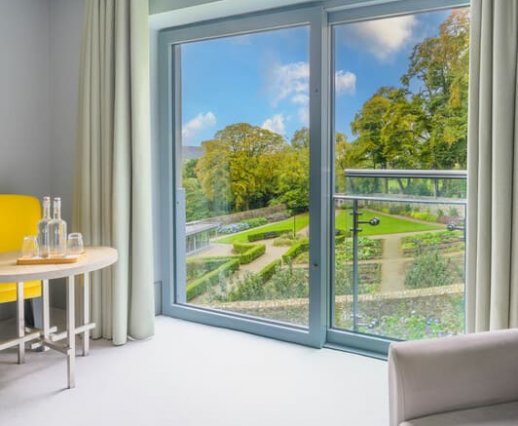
[334,194,467,205]
[344,168,467,179]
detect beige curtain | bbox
[74,0,154,345]
[466,0,518,332]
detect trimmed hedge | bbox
[186,258,240,301]
[226,259,281,302]
[241,217,268,228]
[282,239,309,263]
[247,229,291,242]
[258,259,281,282]
[186,257,232,282]
[232,243,266,264]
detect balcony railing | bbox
[332,169,467,339]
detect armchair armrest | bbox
[389,329,518,426]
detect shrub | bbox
[226,259,281,301]
[258,259,281,283]
[186,258,240,301]
[401,231,463,256]
[410,211,438,222]
[282,239,310,263]
[232,243,266,264]
[389,205,403,215]
[217,223,249,235]
[266,211,290,222]
[227,273,265,301]
[247,229,291,242]
[186,257,232,282]
[405,251,454,289]
[240,217,268,228]
[273,236,298,246]
[269,263,308,299]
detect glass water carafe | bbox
[48,197,67,257]
[37,196,51,258]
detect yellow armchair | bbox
[0,195,42,303]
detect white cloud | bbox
[298,108,309,127]
[268,62,355,127]
[182,112,216,144]
[269,62,309,107]
[262,114,286,136]
[342,15,417,61]
[292,93,309,105]
[335,70,356,95]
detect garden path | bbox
[371,228,450,293]
[192,239,291,280]
[371,234,406,293]
[235,239,290,278]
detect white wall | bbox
[0,0,52,200]
[0,0,52,319]
[49,0,84,225]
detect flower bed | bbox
[401,230,464,256]
[217,217,268,235]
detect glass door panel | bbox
[176,26,311,326]
[332,8,469,340]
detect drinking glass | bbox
[21,236,39,259]
[67,233,84,256]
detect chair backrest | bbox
[0,195,41,253]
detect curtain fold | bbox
[74,0,154,345]
[466,0,518,332]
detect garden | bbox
[184,202,466,339]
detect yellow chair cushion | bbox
[0,194,42,303]
[0,281,41,303]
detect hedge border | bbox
[247,229,291,242]
[232,243,266,264]
[282,239,310,263]
[186,258,240,301]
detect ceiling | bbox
[149,0,318,30]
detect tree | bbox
[402,9,470,171]
[346,10,469,195]
[195,123,286,212]
[335,132,362,193]
[195,139,233,214]
[290,127,310,150]
[277,146,309,213]
[182,159,211,221]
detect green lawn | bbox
[215,209,441,244]
[216,213,310,244]
[335,209,442,236]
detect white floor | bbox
[0,314,388,426]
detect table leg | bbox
[66,276,76,389]
[42,279,50,346]
[16,282,25,364]
[82,273,90,356]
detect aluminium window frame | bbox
[158,0,470,357]
[158,5,331,349]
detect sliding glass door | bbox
[176,26,311,326]
[328,5,469,353]
[159,8,328,348]
[159,0,469,355]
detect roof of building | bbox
[185,221,219,236]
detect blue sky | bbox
[181,8,453,146]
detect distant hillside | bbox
[183,145,204,160]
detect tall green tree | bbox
[402,9,470,170]
[196,123,285,212]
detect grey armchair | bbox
[388,329,518,425]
